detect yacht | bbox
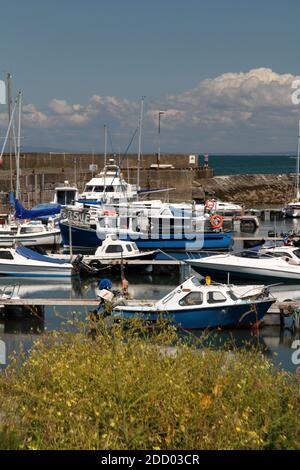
[78,158,137,204]
[59,203,232,252]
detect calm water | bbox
[207,154,297,176]
[1,215,300,374]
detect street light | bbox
[157,111,164,168]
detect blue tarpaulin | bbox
[16,246,67,265]
[15,199,61,220]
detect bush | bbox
[0,320,299,450]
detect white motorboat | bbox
[196,199,242,217]
[112,276,275,329]
[82,235,158,268]
[282,201,300,218]
[78,158,137,204]
[186,247,300,282]
[0,220,61,247]
[0,246,75,278]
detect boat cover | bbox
[16,246,68,265]
[15,199,61,219]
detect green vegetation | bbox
[0,320,300,450]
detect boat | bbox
[82,235,158,268]
[0,220,61,247]
[59,203,233,252]
[0,246,75,277]
[196,199,243,217]
[185,247,300,282]
[112,276,274,329]
[78,158,137,204]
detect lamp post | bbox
[157,111,164,168]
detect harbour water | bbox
[209,154,297,175]
[1,214,300,374]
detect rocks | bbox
[195,173,295,205]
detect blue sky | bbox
[1,0,300,153]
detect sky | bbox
[1,0,300,154]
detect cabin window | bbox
[227,290,238,301]
[126,244,133,252]
[104,186,114,193]
[179,292,203,306]
[85,185,94,192]
[207,291,227,304]
[293,249,300,259]
[105,245,123,253]
[93,186,105,192]
[19,227,42,234]
[270,252,292,259]
[0,251,14,260]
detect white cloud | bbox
[1,67,300,151]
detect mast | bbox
[104,124,107,166]
[6,73,13,191]
[297,116,300,200]
[157,111,164,168]
[104,124,107,196]
[136,96,145,201]
[16,91,22,200]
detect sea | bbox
[207,154,297,176]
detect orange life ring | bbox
[210,214,224,229]
[103,210,116,216]
[205,199,216,210]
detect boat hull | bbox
[0,230,61,247]
[113,300,274,329]
[187,261,300,282]
[59,221,233,251]
[0,263,74,278]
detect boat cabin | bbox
[94,235,140,258]
[79,159,137,203]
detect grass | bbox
[0,319,300,450]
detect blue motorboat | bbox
[112,276,275,329]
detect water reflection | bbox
[1,216,300,372]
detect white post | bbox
[137,97,145,201]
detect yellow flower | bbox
[200,394,213,409]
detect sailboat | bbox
[283,117,300,218]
